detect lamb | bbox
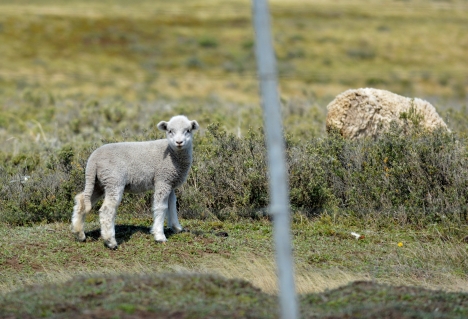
[71,115,199,249]
[326,88,448,139]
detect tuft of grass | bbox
[1,271,467,319]
[300,281,468,319]
[0,273,276,319]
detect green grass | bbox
[1,218,468,318]
[0,273,276,319]
[1,274,468,319]
[1,217,467,294]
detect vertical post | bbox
[251,1,299,319]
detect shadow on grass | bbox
[85,225,182,245]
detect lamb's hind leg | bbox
[167,190,183,233]
[71,193,88,241]
[71,188,103,242]
[99,188,123,249]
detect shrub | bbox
[178,123,269,220]
[0,121,467,233]
[0,145,86,225]
[316,126,468,227]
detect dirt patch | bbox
[2,256,23,271]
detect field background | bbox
[1,0,468,144]
[1,0,468,318]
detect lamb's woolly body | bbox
[86,140,191,195]
[71,115,199,249]
[326,88,448,139]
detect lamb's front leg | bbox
[99,189,122,250]
[167,190,183,233]
[151,184,172,242]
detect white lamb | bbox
[71,115,199,249]
[326,88,448,139]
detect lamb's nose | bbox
[176,141,183,145]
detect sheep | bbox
[326,88,448,139]
[71,115,199,249]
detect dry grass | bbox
[203,255,468,295]
[2,242,467,296]
[1,220,467,296]
[0,0,466,103]
[197,255,369,294]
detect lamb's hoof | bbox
[104,239,118,250]
[74,232,86,242]
[171,227,184,234]
[155,236,168,243]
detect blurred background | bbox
[1,0,467,152]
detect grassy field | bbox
[0,0,467,103]
[1,0,468,317]
[1,217,468,318]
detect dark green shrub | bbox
[178,123,269,220]
[0,146,88,225]
[198,36,218,48]
[1,122,467,232]
[313,125,468,226]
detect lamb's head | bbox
[157,115,199,151]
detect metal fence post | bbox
[251,1,299,318]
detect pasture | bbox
[1,0,468,317]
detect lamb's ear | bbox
[191,120,200,131]
[157,121,168,132]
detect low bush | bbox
[1,120,467,234]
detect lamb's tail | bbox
[82,158,98,212]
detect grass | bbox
[0,0,467,104]
[1,275,468,319]
[1,0,468,317]
[1,217,467,294]
[0,273,276,319]
[1,218,468,318]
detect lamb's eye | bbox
[187,129,191,134]
[168,130,173,134]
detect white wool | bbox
[326,88,448,139]
[71,115,199,249]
